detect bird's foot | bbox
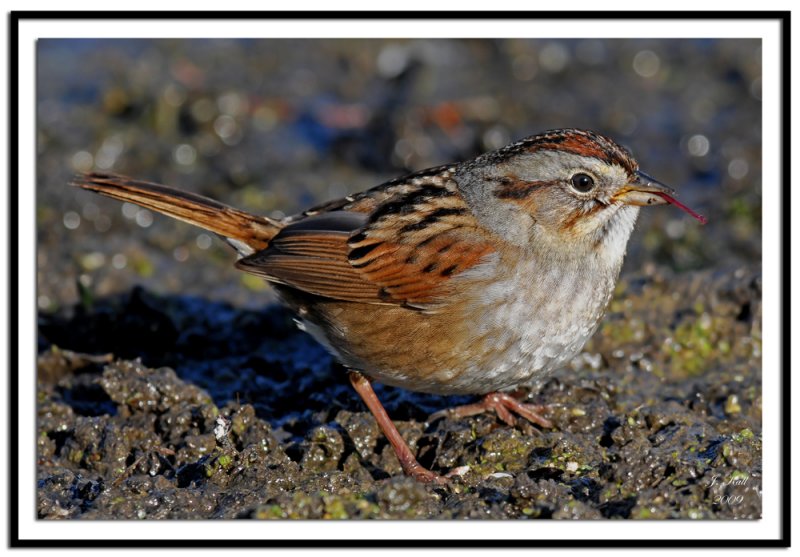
[430,391,552,429]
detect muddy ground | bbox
[35,38,762,520]
[36,264,762,519]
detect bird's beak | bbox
[614,170,676,207]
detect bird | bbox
[72,128,706,484]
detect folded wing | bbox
[236,171,494,309]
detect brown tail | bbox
[71,173,282,253]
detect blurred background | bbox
[37,38,762,311]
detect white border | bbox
[13,13,782,544]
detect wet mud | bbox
[37,265,762,519]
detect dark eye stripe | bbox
[494,179,559,200]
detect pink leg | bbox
[349,371,447,484]
[430,392,552,428]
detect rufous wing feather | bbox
[347,223,494,308]
[235,212,386,304]
[237,175,495,308]
[75,168,495,309]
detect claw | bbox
[430,392,552,429]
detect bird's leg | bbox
[348,370,447,485]
[429,392,552,429]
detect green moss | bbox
[313,428,332,442]
[477,429,533,473]
[68,449,84,464]
[724,395,742,415]
[254,504,286,519]
[231,414,248,436]
[130,255,154,278]
[352,498,381,516]
[732,428,754,443]
[322,497,348,519]
[203,460,218,478]
[601,320,637,344]
[264,490,383,520]
[635,507,652,519]
[662,317,718,376]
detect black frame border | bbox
[9,9,790,549]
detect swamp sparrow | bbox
[73,128,705,483]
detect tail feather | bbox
[71,173,282,253]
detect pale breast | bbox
[443,255,618,394]
[422,207,638,394]
[283,245,623,396]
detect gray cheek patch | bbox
[453,165,537,248]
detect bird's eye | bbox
[570,173,596,193]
